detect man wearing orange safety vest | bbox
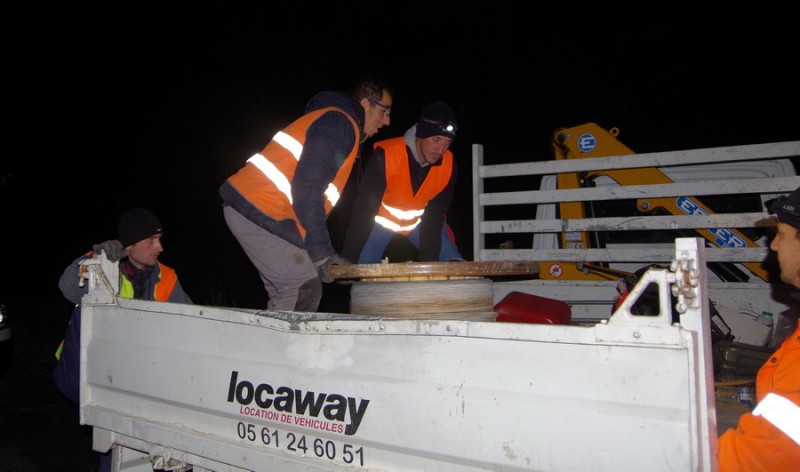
[717,186,800,471]
[219,79,392,312]
[342,101,463,264]
[57,207,192,306]
[53,207,192,471]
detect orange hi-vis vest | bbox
[718,319,800,471]
[374,137,453,235]
[118,262,178,301]
[55,259,179,361]
[225,107,359,238]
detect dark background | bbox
[1,3,798,470]
[5,3,799,310]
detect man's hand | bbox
[92,239,125,262]
[313,254,351,283]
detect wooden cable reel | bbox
[331,261,540,320]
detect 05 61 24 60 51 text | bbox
[235,422,365,467]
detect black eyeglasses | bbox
[369,100,392,116]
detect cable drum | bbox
[334,261,540,321]
[349,278,496,320]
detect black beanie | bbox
[416,101,457,139]
[118,208,163,247]
[768,187,800,230]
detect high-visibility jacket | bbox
[374,137,453,235]
[55,259,183,361]
[718,319,800,471]
[224,107,359,239]
[118,262,179,301]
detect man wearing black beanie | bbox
[342,101,464,263]
[717,186,800,471]
[53,207,192,471]
[57,207,192,305]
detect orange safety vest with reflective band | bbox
[718,319,800,471]
[225,107,359,238]
[375,137,453,235]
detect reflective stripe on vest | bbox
[248,131,341,206]
[225,107,359,238]
[753,392,800,445]
[375,203,425,232]
[374,137,453,235]
[119,277,135,299]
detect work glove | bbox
[313,254,351,284]
[92,239,125,262]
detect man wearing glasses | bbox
[342,101,464,264]
[220,79,392,312]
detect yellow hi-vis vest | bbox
[118,263,178,301]
[54,261,179,360]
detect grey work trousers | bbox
[223,206,322,311]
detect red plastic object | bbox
[494,291,572,325]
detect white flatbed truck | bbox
[78,237,719,471]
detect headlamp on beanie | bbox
[428,119,457,134]
[417,118,458,139]
[416,100,458,140]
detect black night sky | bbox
[4,3,799,312]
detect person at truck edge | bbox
[219,78,392,311]
[718,186,800,471]
[53,207,193,471]
[54,206,193,375]
[57,207,192,306]
[341,100,463,263]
